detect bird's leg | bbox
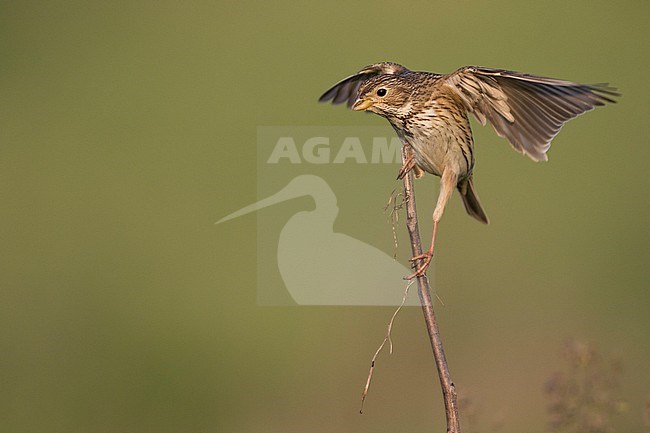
[406,168,457,280]
[406,220,439,280]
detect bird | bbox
[319,62,618,278]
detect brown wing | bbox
[319,62,410,108]
[444,66,619,161]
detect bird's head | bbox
[352,75,413,118]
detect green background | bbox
[1,1,648,432]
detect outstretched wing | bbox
[319,62,410,108]
[443,67,619,161]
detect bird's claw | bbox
[396,157,415,180]
[404,251,433,280]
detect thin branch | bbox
[360,279,414,414]
[401,144,460,433]
[383,188,405,260]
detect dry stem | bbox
[360,279,414,414]
[401,144,460,433]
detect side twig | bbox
[401,145,460,433]
[360,279,414,414]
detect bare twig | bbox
[401,144,460,433]
[383,189,405,259]
[360,279,414,413]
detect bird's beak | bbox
[352,98,374,111]
[216,176,312,225]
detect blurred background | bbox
[1,1,648,432]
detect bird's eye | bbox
[377,88,387,97]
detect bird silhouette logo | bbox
[217,175,419,306]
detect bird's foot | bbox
[404,249,433,280]
[397,156,416,180]
[397,156,424,180]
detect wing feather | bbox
[444,67,619,161]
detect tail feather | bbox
[459,176,489,224]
